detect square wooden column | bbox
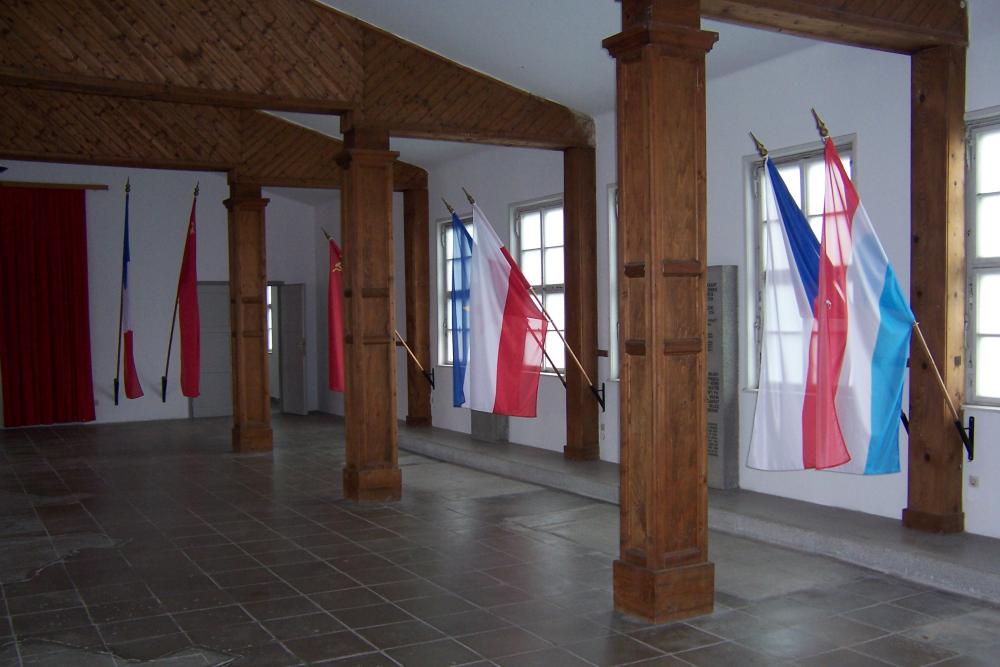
[340,128,402,501]
[563,147,600,460]
[603,0,717,623]
[403,187,432,427]
[903,45,967,534]
[224,180,273,452]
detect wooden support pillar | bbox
[224,179,273,452]
[903,45,967,534]
[603,0,717,623]
[403,187,432,427]
[340,126,402,501]
[563,147,600,460]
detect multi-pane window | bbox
[748,142,852,386]
[515,199,565,371]
[968,120,1000,404]
[439,217,471,365]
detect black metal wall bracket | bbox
[423,368,436,390]
[590,382,606,413]
[955,416,975,462]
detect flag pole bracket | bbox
[423,368,436,389]
[590,382,606,413]
[956,416,975,462]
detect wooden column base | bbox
[405,416,431,427]
[232,423,273,453]
[343,465,402,502]
[902,507,964,534]
[563,444,599,461]
[613,559,715,623]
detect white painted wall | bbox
[0,161,323,424]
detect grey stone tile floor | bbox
[0,413,997,666]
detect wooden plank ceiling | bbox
[0,86,426,191]
[0,0,592,150]
[701,0,968,53]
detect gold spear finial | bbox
[321,227,332,241]
[125,178,131,194]
[749,131,768,158]
[462,187,475,205]
[442,198,455,215]
[193,181,200,197]
[811,108,830,140]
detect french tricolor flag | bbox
[451,203,547,417]
[748,140,913,474]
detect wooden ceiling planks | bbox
[358,28,594,149]
[0,86,425,191]
[700,0,968,53]
[0,0,363,112]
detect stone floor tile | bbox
[285,630,375,663]
[386,638,482,666]
[851,634,958,667]
[355,618,444,648]
[565,634,664,666]
[457,626,552,658]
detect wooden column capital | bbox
[603,23,718,59]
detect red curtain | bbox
[0,187,96,427]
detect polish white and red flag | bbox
[457,203,547,417]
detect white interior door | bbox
[190,282,232,418]
[278,283,308,415]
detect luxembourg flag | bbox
[748,140,913,474]
[451,203,547,417]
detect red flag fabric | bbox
[177,197,200,397]
[120,188,143,399]
[328,238,345,392]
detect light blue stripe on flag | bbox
[451,213,473,407]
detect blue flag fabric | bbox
[766,159,820,313]
[450,213,473,407]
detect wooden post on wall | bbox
[340,125,402,501]
[603,0,717,622]
[403,187,432,427]
[224,179,273,452]
[563,147,600,460]
[903,45,967,534]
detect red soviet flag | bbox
[177,196,200,397]
[328,238,345,392]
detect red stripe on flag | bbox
[328,239,345,392]
[492,248,547,417]
[178,199,200,397]
[123,330,143,399]
[812,140,857,469]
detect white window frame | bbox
[437,214,472,367]
[966,109,1000,406]
[266,284,274,354]
[510,194,565,372]
[744,135,855,388]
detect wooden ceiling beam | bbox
[0,86,426,191]
[700,0,967,53]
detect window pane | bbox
[521,211,541,249]
[521,249,542,286]
[977,336,1000,398]
[546,331,565,370]
[544,247,564,285]
[806,160,825,216]
[978,130,1000,194]
[545,292,565,330]
[978,273,1000,334]
[446,332,454,363]
[444,228,455,259]
[977,194,1000,257]
[543,208,564,247]
[777,165,802,208]
[807,215,823,240]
